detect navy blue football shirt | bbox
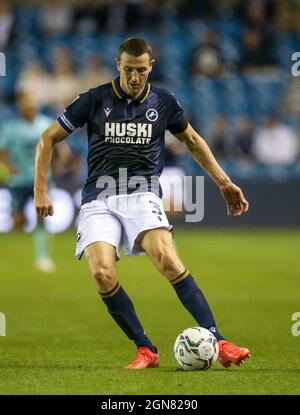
[58,78,188,204]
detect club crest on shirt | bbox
[146,108,158,122]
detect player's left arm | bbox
[0,127,18,176]
[0,150,17,173]
[174,123,249,217]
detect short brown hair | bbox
[118,38,153,60]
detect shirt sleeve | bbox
[57,90,91,133]
[166,93,188,134]
[0,123,13,150]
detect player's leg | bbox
[76,197,159,369]
[138,227,224,340]
[84,241,118,292]
[34,214,55,272]
[84,241,159,369]
[11,187,29,229]
[13,209,54,272]
[13,210,26,228]
[11,186,55,272]
[139,228,251,367]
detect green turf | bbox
[0,229,299,395]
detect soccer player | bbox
[0,91,55,272]
[34,38,251,369]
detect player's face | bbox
[117,52,154,98]
[17,93,38,121]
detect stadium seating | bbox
[1,6,299,180]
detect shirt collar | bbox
[111,77,151,104]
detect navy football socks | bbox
[100,282,156,353]
[171,270,224,341]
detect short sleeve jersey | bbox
[57,78,188,204]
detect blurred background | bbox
[0,0,300,230]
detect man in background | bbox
[0,91,55,272]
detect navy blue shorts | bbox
[10,186,34,212]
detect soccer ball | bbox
[174,327,219,370]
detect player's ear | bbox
[149,59,155,73]
[115,58,121,72]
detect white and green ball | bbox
[174,327,219,371]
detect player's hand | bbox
[219,182,249,217]
[34,192,54,217]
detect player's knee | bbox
[14,213,25,228]
[156,251,181,278]
[92,266,117,291]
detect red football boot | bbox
[124,346,160,369]
[218,340,251,368]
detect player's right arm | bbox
[34,120,70,217]
[35,90,91,217]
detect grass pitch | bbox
[0,228,299,395]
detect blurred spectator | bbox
[180,0,217,19]
[274,0,300,34]
[164,130,187,167]
[148,45,165,84]
[238,0,277,71]
[79,55,113,91]
[136,0,164,31]
[0,0,15,49]
[104,0,165,33]
[52,139,83,192]
[17,60,52,108]
[253,115,299,165]
[39,0,73,37]
[47,46,80,111]
[105,0,129,33]
[210,116,233,160]
[239,28,277,72]
[66,131,88,188]
[235,117,254,161]
[282,76,300,120]
[236,0,275,27]
[192,30,227,77]
[72,0,103,35]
